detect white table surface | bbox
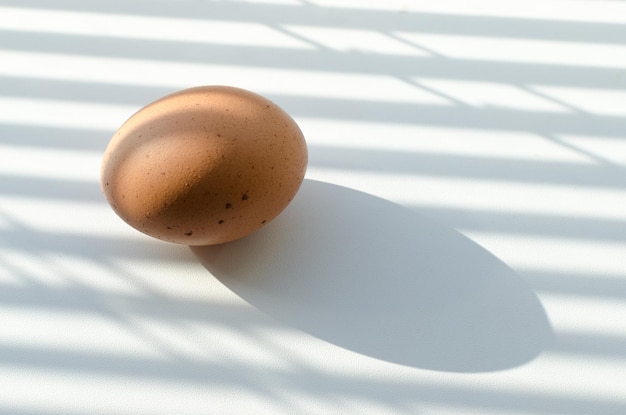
[1,0,626,414]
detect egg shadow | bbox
[192,179,552,372]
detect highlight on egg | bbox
[101,85,308,246]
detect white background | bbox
[1,0,626,413]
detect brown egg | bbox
[101,85,307,245]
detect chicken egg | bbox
[101,85,307,245]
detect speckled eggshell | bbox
[101,85,308,246]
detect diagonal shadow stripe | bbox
[2,0,626,45]
[2,30,626,91]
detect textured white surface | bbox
[1,0,626,414]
